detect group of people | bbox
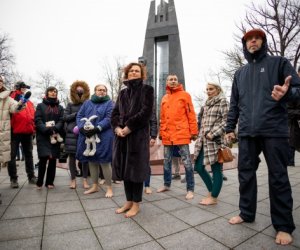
[0,28,299,245]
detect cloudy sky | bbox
[0,0,262,108]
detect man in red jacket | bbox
[8,81,37,188]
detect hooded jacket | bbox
[160,84,198,145]
[225,36,300,137]
[10,90,35,134]
[63,81,90,154]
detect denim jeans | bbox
[163,145,194,192]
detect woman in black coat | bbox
[35,86,64,189]
[64,80,90,189]
[111,62,154,218]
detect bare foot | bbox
[199,196,217,205]
[144,187,152,194]
[69,179,76,189]
[47,185,55,189]
[84,184,99,195]
[185,191,194,200]
[83,179,90,189]
[115,201,133,214]
[98,179,105,185]
[36,185,42,190]
[275,231,293,245]
[157,186,170,193]
[228,215,244,224]
[125,202,139,218]
[105,186,113,198]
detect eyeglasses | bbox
[96,89,106,92]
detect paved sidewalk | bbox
[0,152,299,249]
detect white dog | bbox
[81,115,101,156]
[45,120,63,144]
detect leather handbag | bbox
[218,147,234,163]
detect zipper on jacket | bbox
[251,59,256,134]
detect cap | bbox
[15,81,30,89]
[243,29,266,41]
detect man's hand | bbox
[115,127,125,137]
[149,138,156,147]
[225,132,236,144]
[121,126,131,136]
[271,75,291,101]
[191,134,198,141]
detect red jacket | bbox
[160,84,198,145]
[10,90,35,134]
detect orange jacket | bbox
[160,84,198,145]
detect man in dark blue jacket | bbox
[225,28,300,245]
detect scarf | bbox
[91,94,110,103]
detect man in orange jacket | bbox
[157,74,198,200]
[8,81,37,188]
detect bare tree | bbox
[0,32,16,89]
[221,0,300,82]
[33,71,69,107]
[100,56,125,101]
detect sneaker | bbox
[28,176,37,184]
[172,174,181,180]
[11,179,19,188]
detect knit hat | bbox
[45,86,58,97]
[207,82,223,93]
[243,29,266,41]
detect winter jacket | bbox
[0,90,20,163]
[64,81,90,154]
[194,93,228,164]
[35,98,64,158]
[160,84,198,145]
[111,78,154,182]
[225,38,300,137]
[76,98,114,163]
[10,90,35,134]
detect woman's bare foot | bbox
[144,187,152,194]
[83,179,90,189]
[69,179,76,189]
[84,184,99,195]
[199,196,217,205]
[115,201,133,214]
[125,202,140,218]
[185,191,194,200]
[228,215,244,224]
[157,186,170,193]
[275,231,293,245]
[47,185,55,189]
[36,185,42,190]
[105,186,113,198]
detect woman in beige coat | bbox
[0,76,21,167]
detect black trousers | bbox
[37,157,56,187]
[8,133,35,180]
[124,181,143,203]
[238,137,295,234]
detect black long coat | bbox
[35,98,64,158]
[111,79,154,182]
[288,100,300,151]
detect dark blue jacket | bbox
[225,38,300,137]
[76,99,114,163]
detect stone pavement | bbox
[0,151,299,250]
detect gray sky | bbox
[0,0,261,107]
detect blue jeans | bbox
[163,145,194,192]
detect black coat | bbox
[111,79,154,182]
[63,103,83,154]
[288,100,300,150]
[35,98,64,158]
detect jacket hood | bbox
[0,90,10,99]
[70,80,90,104]
[242,35,268,63]
[166,83,184,94]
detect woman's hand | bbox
[149,138,156,147]
[115,127,125,137]
[205,132,213,140]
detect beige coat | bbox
[0,90,19,163]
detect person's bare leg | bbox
[84,183,99,195]
[157,186,170,193]
[70,179,76,189]
[83,178,90,189]
[144,187,152,194]
[228,215,244,224]
[125,202,140,218]
[116,201,133,214]
[105,185,113,198]
[275,231,293,245]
